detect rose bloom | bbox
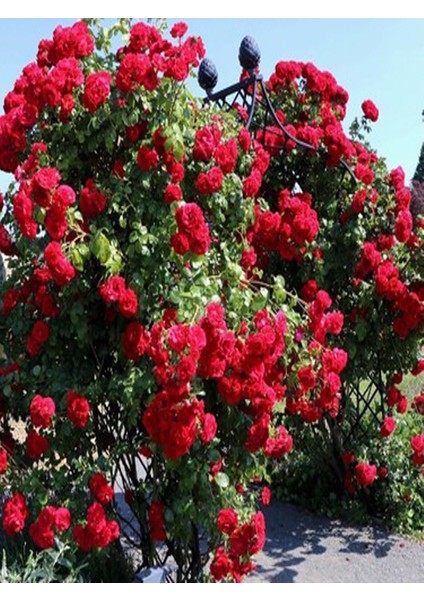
[0,448,7,474]
[381,416,396,438]
[361,99,379,122]
[217,508,238,534]
[67,390,90,428]
[355,462,377,487]
[82,72,112,112]
[30,395,56,429]
[118,287,138,319]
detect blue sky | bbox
[0,18,423,192]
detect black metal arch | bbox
[198,36,356,184]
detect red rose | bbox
[380,416,396,438]
[193,126,220,162]
[137,146,159,171]
[342,452,355,465]
[378,466,388,479]
[170,22,188,39]
[0,224,15,255]
[82,71,112,112]
[0,448,7,474]
[55,507,71,531]
[2,288,20,316]
[122,322,149,361]
[196,166,224,195]
[199,413,217,443]
[361,99,379,122]
[118,287,138,319]
[99,276,126,304]
[79,179,106,221]
[261,486,271,506]
[2,493,28,536]
[189,224,210,255]
[171,232,190,255]
[26,429,49,460]
[394,210,412,243]
[163,183,182,204]
[89,472,114,505]
[217,508,238,535]
[297,366,316,390]
[33,167,61,192]
[30,395,56,429]
[67,390,90,428]
[30,320,50,344]
[355,462,377,487]
[175,203,205,233]
[210,547,231,581]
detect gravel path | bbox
[247,502,424,583]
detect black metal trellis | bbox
[198,36,357,185]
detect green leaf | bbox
[214,472,229,488]
[91,232,112,265]
[71,247,84,272]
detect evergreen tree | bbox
[413,142,424,183]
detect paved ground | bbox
[247,502,424,583]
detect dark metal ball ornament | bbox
[238,36,261,71]
[198,58,218,92]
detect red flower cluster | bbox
[115,20,204,93]
[387,385,408,414]
[73,502,119,551]
[0,22,92,172]
[2,493,28,536]
[267,61,352,164]
[354,241,381,279]
[99,276,139,319]
[89,472,114,505]
[286,331,348,423]
[67,390,90,428]
[44,241,76,287]
[27,319,50,357]
[171,203,211,256]
[410,434,423,465]
[196,166,224,195]
[122,322,150,360]
[248,190,319,262]
[211,511,265,582]
[79,179,107,221]
[30,505,71,549]
[374,258,423,340]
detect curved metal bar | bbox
[246,76,258,129]
[204,75,257,103]
[201,67,357,187]
[257,78,317,153]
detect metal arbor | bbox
[198,35,356,184]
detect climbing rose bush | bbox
[259,56,423,528]
[0,18,422,578]
[0,19,349,581]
